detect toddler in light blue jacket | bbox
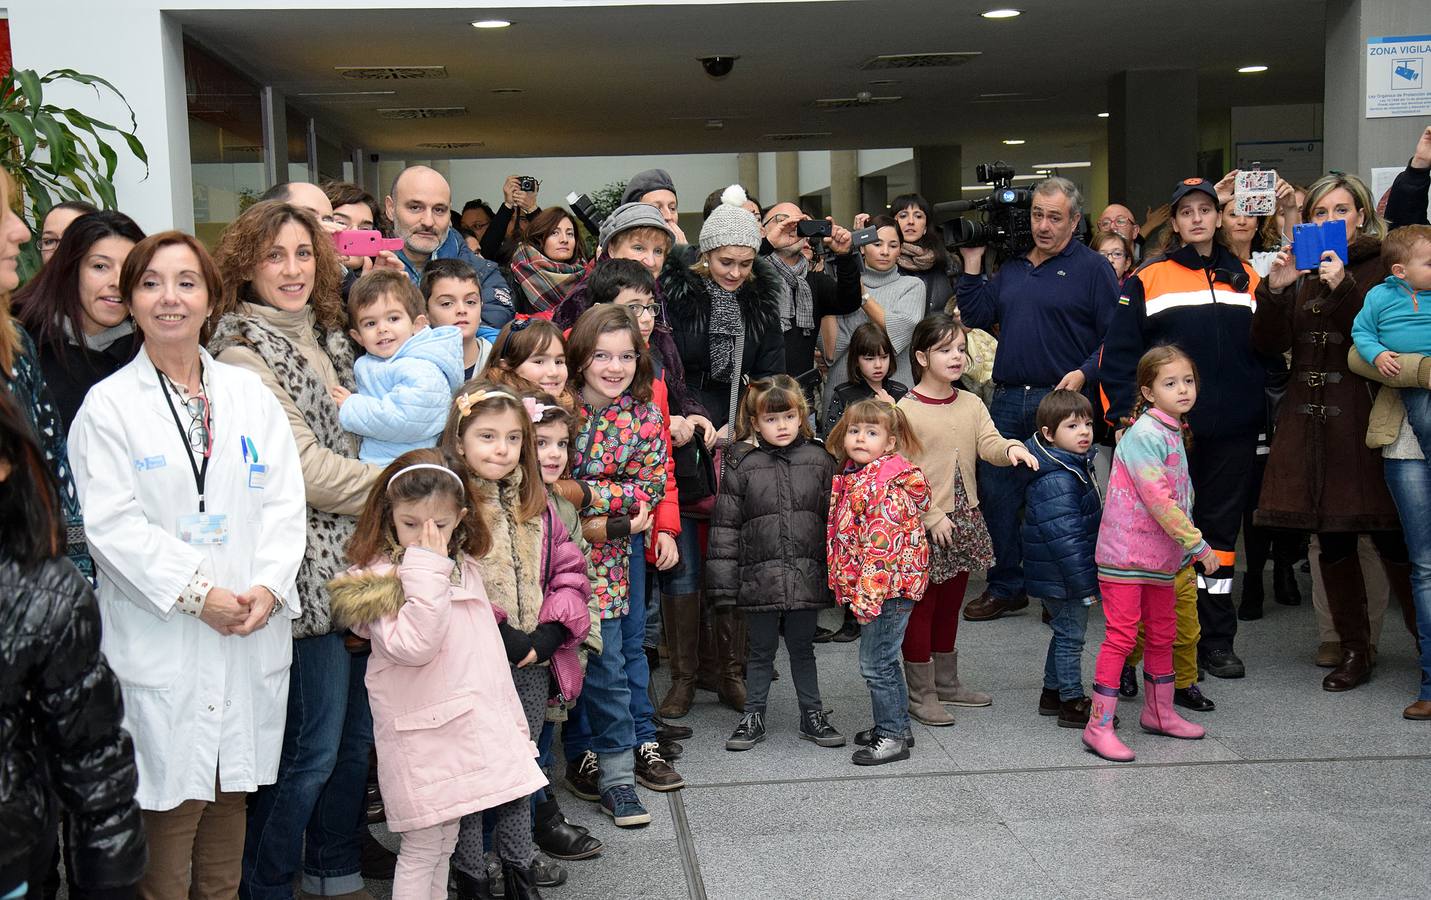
[331,269,464,464]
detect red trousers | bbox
[901,573,970,663]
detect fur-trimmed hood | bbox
[328,553,471,630]
[661,254,784,344]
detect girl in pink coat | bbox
[441,383,594,897]
[328,449,547,900]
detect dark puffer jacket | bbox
[0,557,145,895]
[1020,436,1102,601]
[705,437,838,613]
[662,258,786,429]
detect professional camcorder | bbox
[939,162,1033,258]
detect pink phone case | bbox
[334,230,405,256]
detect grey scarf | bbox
[63,318,134,353]
[770,252,814,332]
[704,277,743,383]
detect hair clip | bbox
[455,388,518,420]
[510,315,535,333]
[522,396,553,423]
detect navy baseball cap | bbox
[1170,177,1219,208]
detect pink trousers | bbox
[394,819,460,900]
[1093,579,1176,688]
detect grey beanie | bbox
[598,202,675,253]
[621,168,677,204]
[698,185,762,254]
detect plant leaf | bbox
[32,111,73,173]
[0,111,38,157]
[15,69,42,111]
[41,68,139,132]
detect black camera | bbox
[849,225,880,250]
[517,176,538,193]
[566,191,603,236]
[940,161,1033,258]
[796,219,832,238]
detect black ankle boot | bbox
[533,798,603,860]
[1238,570,1265,621]
[503,862,543,900]
[452,864,493,900]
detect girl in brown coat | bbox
[1251,173,1413,693]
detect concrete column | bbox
[912,144,962,205]
[1088,138,1110,223]
[737,152,761,203]
[829,150,860,226]
[9,5,193,231]
[775,151,800,203]
[1108,69,1198,217]
[377,161,408,202]
[1323,0,1428,181]
[260,87,289,188]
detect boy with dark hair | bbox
[588,256,658,306]
[330,268,464,464]
[1022,389,1104,728]
[420,257,494,378]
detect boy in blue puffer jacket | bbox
[1022,389,1103,729]
[331,269,464,464]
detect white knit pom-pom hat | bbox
[698,184,762,254]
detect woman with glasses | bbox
[37,200,99,267]
[68,231,306,899]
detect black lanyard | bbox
[158,361,211,513]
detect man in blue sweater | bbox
[955,177,1119,621]
[385,165,514,335]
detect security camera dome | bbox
[699,56,737,79]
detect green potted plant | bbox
[0,67,148,280]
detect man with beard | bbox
[385,165,514,330]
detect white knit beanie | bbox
[698,185,762,254]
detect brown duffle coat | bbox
[1249,235,1401,533]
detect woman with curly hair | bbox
[206,200,382,900]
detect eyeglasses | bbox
[1098,216,1133,229]
[618,302,659,318]
[38,236,61,252]
[591,351,638,366]
[1100,249,1128,260]
[172,392,211,455]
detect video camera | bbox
[938,162,1033,258]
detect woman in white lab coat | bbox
[69,231,306,900]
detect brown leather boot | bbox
[658,592,700,718]
[714,608,747,712]
[1321,554,1374,692]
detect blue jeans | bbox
[858,598,914,740]
[242,633,373,900]
[1403,389,1431,459]
[582,616,637,792]
[661,516,703,594]
[1040,597,1090,700]
[624,535,657,744]
[644,566,663,651]
[1384,457,1431,701]
[979,385,1049,599]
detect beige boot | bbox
[933,649,992,707]
[904,660,955,726]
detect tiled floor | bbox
[365,566,1430,899]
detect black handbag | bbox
[675,424,718,515]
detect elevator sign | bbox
[1366,35,1431,119]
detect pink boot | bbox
[1081,684,1134,761]
[1140,673,1205,740]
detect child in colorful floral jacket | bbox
[825,399,931,767]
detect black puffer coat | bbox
[0,557,145,895]
[1020,436,1102,602]
[662,258,786,429]
[705,437,838,612]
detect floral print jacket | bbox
[827,453,931,623]
[574,392,667,618]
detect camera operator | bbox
[758,201,860,380]
[478,175,543,267]
[955,176,1119,622]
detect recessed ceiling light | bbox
[981,8,1021,18]
[471,19,511,29]
[1097,112,1110,118]
[1238,65,1268,74]
[1002,139,1026,145]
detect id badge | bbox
[248,463,268,489]
[178,513,229,545]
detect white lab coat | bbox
[69,346,307,811]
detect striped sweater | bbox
[1095,408,1213,585]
